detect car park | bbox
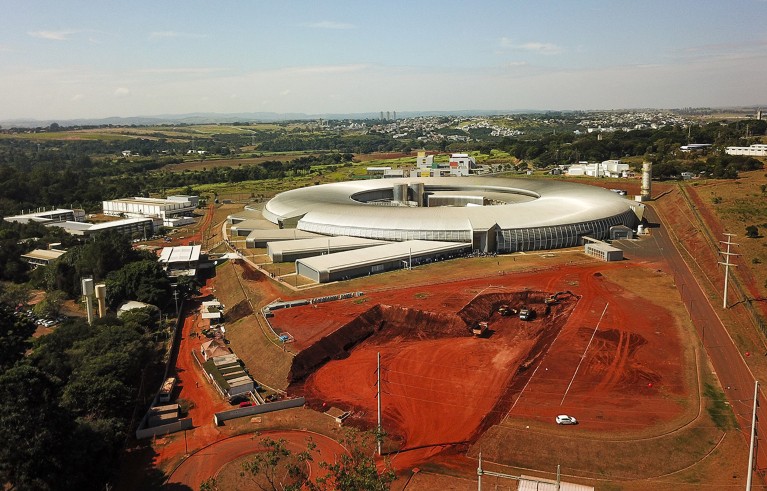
[555,414,577,425]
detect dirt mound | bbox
[288,304,471,382]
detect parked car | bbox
[555,414,577,425]
[239,401,255,408]
[229,394,249,405]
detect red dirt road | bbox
[165,430,347,489]
[152,278,230,467]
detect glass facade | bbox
[496,210,637,253]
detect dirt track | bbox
[165,430,347,489]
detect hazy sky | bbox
[2,0,767,120]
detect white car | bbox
[555,415,577,425]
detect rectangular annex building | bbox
[295,239,470,283]
[268,236,386,262]
[584,241,623,261]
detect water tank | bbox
[408,182,425,207]
[81,278,94,296]
[392,183,408,203]
[95,284,107,318]
[641,162,652,200]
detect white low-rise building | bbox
[725,144,767,156]
[102,195,198,227]
[566,160,629,178]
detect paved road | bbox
[646,205,767,482]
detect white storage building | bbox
[295,239,470,283]
[102,196,198,227]
[268,236,386,262]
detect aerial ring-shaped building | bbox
[261,177,644,253]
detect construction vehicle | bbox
[519,308,534,321]
[472,321,489,336]
[544,291,575,305]
[497,305,518,316]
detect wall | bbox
[135,417,193,439]
[213,397,306,425]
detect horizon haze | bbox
[2,0,767,120]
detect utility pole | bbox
[377,351,382,456]
[746,380,759,491]
[173,288,180,317]
[477,451,482,491]
[719,233,739,309]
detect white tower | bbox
[641,162,653,201]
[82,278,95,325]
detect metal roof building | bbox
[3,208,86,224]
[20,248,66,268]
[268,236,387,262]
[227,208,266,224]
[262,177,644,253]
[158,245,202,276]
[245,229,321,248]
[295,239,470,283]
[230,218,279,237]
[45,217,155,237]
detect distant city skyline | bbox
[2,0,767,120]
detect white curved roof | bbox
[263,177,642,234]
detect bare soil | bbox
[274,260,702,479]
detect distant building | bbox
[3,208,85,225]
[46,217,155,238]
[567,160,629,178]
[680,143,712,152]
[725,144,767,156]
[411,151,478,177]
[102,195,198,227]
[20,248,66,268]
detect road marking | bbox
[560,302,609,406]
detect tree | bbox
[0,304,36,370]
[33,289,67,319]
[0,364,70,490]
[175,274,202,299]
[746,225,759,238]
[0,281,32,308]
[313,430,395,491]
[105,259,172,310]
[242,437,316,491]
